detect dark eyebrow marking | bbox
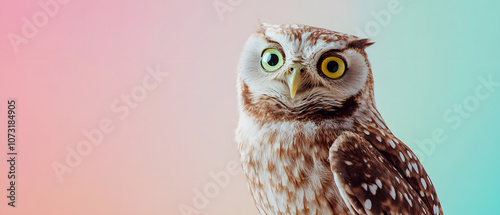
[347,39,374,50]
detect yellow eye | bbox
[261,48,284,72]
[320,56,346,79]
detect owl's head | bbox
[238,21,375,123]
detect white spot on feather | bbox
[388,139,395,148]
[375,179,382,188]
[345,161,353,166]
[421,178,427,189]
[404,193,413,207]
[369,184,377,195]
[433,204,439,214]
[362,183,368,190]
[390,186,396,199]
[364,130,370,135]
[376,136,382,142]
[365,199,372,210]
[412,163,419,174]
[399,152,406,162]
[407,150,413,159]
[374,116,387,129]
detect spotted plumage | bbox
[236,21,443,215]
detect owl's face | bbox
[238,22,374,121]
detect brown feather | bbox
[236,22,443,215]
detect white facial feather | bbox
[238,24,370,108]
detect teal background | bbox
[367,1,500,214]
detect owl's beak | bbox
[286,63,303,99]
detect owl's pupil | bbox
[327,61,339,72]
[267,54,279,66]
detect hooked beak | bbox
[286,63,303,98]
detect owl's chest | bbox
[237,121,349,214]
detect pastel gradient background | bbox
[1,0,499,214]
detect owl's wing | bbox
[329,131,438,215]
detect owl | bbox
[235,21,443,215]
